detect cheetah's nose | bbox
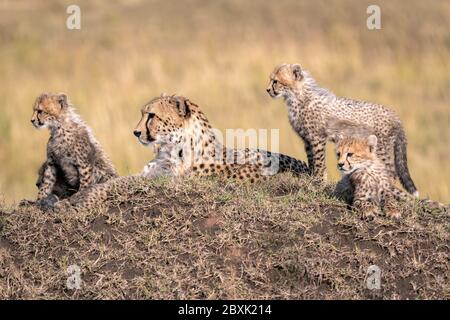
[266,88,271,93]
[337,162,344,168]
[133,130,141,138]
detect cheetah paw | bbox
[36,194,60,211]
[361,209,379,221]
[385,210,402,219]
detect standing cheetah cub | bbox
[267,63,418,197]
[332,135,447,219]
[31,92,118,207]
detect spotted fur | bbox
[36,160,77,200]
[333,135,447,219]
[267,63,418,197]
[31,92,118,206]
[59,95,309,210]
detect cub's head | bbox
[133,95,193,146]
[333,135,378,175]
[31,93,70,129]
[266,63,305,99]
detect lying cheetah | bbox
[332,134,447,219]
[267,63,418,197]
[31,92,118,207]
[59,94,310,210]
[133,95,309,178]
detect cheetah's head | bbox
[133,95,192,147]
[333,135,378,175]
[31,92,70,129]
[266,63,305,99]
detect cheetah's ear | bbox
[328,132,344,144]
[57,93,69,109]
[291,64,304,81]
[174,97,191,118]
[367,135,378,153]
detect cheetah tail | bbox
[68,176,146,210]
[279,154,310,175]
[394,126,419,197]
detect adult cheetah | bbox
[58,94,310,210]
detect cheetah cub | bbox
[267,63,418,197]
[332,134,447,219]
[35,160,77,201]
[31,92,118,207]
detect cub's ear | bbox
[57,93,69,109]
[327,132,344,144]
[367,135,378,152]
[174,96,191,118]
[291,64,304,81]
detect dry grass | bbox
[1,1,448,300]
[0,174,448,299]
[0,0,449,203]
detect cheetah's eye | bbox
[273,80,278,85]
[336,152,341,158]
[347,153,354,157]
[148,113,155,119]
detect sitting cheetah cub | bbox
[332,134,447,219]
[31,92,118,207]
[267,63,418,197]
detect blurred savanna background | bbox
[0,0,449,204]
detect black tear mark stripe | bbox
[37,113,44,126]
[145,113,152,141]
